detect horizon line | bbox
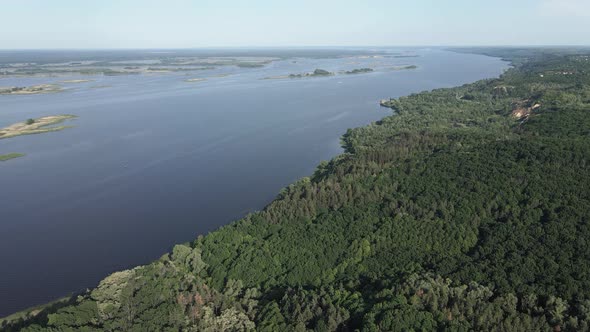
[1,45,590,51]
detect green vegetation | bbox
[0,153,25,162]
[344,68,374,74]
[311,68,332,76]
[5,48,590,331]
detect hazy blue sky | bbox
[2,0,589,49]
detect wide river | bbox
[0,48,508,316]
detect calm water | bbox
[0,48,508,316]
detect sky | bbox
[1,0,589,49]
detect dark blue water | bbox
[0,48,508,316]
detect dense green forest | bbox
[4,48,590,331]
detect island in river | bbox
[264,68,334,80]
[185,78,207,83]
[60,79,94,84]
[0,115,76,162]
[0,55,277,78]
[344,68,374,74]
[265,66,416,80]
[391,65,418,70]
[0,115,76,139]
[0,153,25,162]
[0,84,63,95]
